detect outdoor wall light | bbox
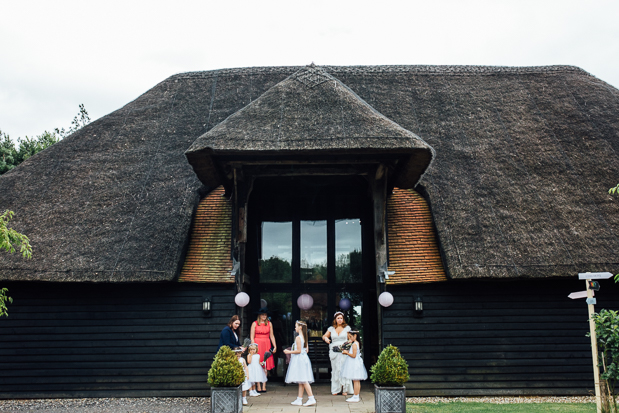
[203,298,212,316]
[415,296,423,313]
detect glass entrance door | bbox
[246,175,377,378]
[257,218,365,341]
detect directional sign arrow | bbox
[578,272,613,280]
[568,291,595,299]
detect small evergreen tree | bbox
[370,345,410,386]
[207,346,245,387]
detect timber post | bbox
[586,279,602,413]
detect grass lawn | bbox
[407,402,596,413]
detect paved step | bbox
[243,382,374,413]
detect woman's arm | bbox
[250,321,256,343]
[322,329,331,344]
[269,323,277,352]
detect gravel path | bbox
[0,395,595,412]
[0,397,211,413]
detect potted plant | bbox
[208,346,246,413]
[370,345,410,413]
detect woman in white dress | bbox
[322,311,354,396]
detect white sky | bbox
[1,0,618,139]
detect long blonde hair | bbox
[256,314,270,326]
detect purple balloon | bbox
[339,298,352,311]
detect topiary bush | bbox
[370,344,410,386]
[207,346,245,387]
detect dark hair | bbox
[348,330,362,349]
[227,315,240,329]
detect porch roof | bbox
[185,65,434,190]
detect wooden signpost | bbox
[570,272,613,413]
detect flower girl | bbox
[340,330,367,403]
[247,343,267,397]
[234,348,252,405]
[284,320,316,406]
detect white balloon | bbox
[378,292,394,307]
[235,292,250,308]
[297,294,314,310]
[260,299,267,308]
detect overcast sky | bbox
[1,0,618,140]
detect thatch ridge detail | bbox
[169,64,591,81]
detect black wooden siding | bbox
[383,279,619,396]
[0,282,234,399]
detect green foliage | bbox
[610,184,619,196]
[370,344,410,386]
[591,309,619,413]
[0,210,32,317]
[0,210,32,259]
[259,256,292,282]
[207,346,245,387]
[336,249,362,282]
[0,288,12,318]
[0,104,90,175]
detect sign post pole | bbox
[572,273,612,413]
[586,278,602,413]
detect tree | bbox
[0,210,32,317]
[0,104,90,175]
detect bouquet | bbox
[332,340,352,353]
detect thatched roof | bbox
[186,65,434,189]
[1,64,619,282]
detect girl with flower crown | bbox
[341,330,367,403]
[284,320,316,406]
[322,311,354,396]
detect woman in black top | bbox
[218,315,242,350]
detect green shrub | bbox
[591,309,619,413]
[370,344,410,386]
[207,346,245,387]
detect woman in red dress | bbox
[250,307,277,392]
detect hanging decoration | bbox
[260,299,268,308]
[378,291,394,307]
[338,298,352,311]
[234,292,250,307]
[297,294,314,310]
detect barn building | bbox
[1,64,619,398]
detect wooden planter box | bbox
[374,384,406,413]
[211,384,242,413]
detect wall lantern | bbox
[378,291,394,307]
[415,296,423,313]
[203,298,211,316]
[235,292,250,308]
